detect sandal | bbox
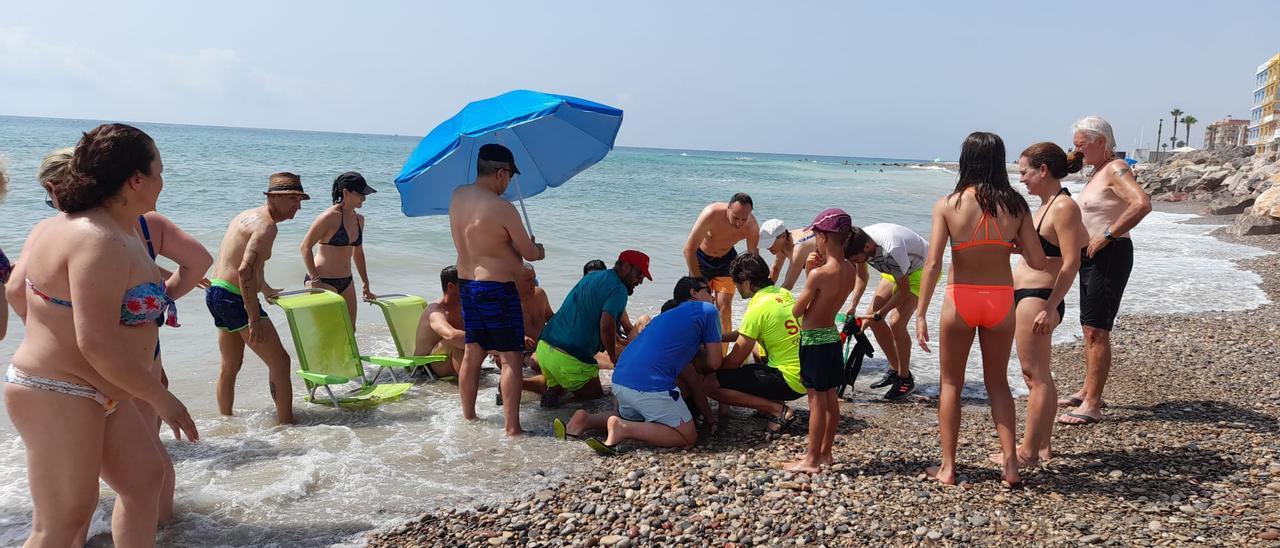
[764,404,797,439]
[1058,396,1107,408]
[584,437,623,456]
[552,418,581,440]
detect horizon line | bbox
[0,113,936,164]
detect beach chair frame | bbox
[273,288,413,408]
[366,293,450,382]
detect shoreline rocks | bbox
[368,224,1280,547]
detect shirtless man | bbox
[758,219,819,291]
[683,193,760,336]
[205,173,307,425]
[518,263,555,351]
[449,144,545,436]
[413,265,465,379]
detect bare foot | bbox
[926,465,956,485]
[505,428,526,437]
[784,458,821,473]
[817,455,835,468]
[1038,448,1054,462]
[988,449,1040,468]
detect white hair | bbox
[1072,116,1115,151]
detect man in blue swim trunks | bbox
[449,144,545,436]
[206,172,308,425]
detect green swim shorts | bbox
[881,270,924,297]
[535,340,599,392]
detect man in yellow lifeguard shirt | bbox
[703,254,804,437]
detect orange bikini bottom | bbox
[946,284,1013,328]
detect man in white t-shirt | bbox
[843,223,930,400]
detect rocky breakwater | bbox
[1135,146,1280,235]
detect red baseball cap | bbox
[618,250,653,280]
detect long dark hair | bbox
[951,132,1029,218]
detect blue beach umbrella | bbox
[393,90,624,234]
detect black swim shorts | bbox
[696,247,738,279]
[800,330,844,392]
[716,362,804,402]
[1078,238,1133,331]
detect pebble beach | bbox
[368,216,1280,547]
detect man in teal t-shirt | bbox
[705,254,805,436]
[527,250,651,407]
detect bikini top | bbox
[322,217,363,247]
[950,190,1016,251]
[0,248,10,285]
[27,278,177,327]
[1036,188,1070,258]
[138,215,157,260]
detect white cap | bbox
[759,219,787,251]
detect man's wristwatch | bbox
[1104,229,1117,242]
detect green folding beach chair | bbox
[366,293,450,382]
[272,288,414,408]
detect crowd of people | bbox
[0,115,1151,545]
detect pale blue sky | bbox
[1,1,1275,159]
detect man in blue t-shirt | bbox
[556,277,722,454]
[525,250,651,407]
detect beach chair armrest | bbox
[405,354,449,365]
[361,355,418,368]
[298,370,350,385]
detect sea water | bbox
[0,116,1271,546]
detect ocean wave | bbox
[906,164,956,174]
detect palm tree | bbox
[1182,115,1197,147]
[1170,108,1184,144]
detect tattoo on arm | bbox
[1114,167,1132,178]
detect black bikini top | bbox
[1037,188,1070,258]
[322,217,363,247]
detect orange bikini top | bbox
[951,190,1016,251]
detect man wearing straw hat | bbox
[206,172,309,425]
[450,144,546,436]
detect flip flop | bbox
[552,418,581,440]
[1058,397,1107,408]
[584,437,621,456]
[1057,412,1102,425]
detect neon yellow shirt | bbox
[739,285,803,394]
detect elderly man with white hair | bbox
[1058,116,1152,426]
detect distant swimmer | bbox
[683,193,760,337]
[413,265,466,379]
[1058,116,1151,427]
[300,172,377,323]
[842,222,932,401]
[449,144,545,436]
[758,219,818,291]
[207,172,309,425]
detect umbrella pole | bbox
[513,176,535,238]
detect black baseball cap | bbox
[334,171,377,195]
[478,143,520,174]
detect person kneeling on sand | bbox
[517,262,554,368]
[520,251,650,407]
[413,265,466,379]
[702,254,804,437]
[555,277,722,455]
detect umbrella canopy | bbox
[394,90,624,217]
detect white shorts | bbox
[613,384,693,429]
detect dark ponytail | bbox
[61,124,155,213]
[332,179,344,204]
[951,132,1029,218]
[1021,142,1083,179]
